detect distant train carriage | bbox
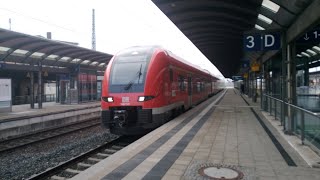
[101,46,221,135]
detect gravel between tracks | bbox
[0,125,118,180]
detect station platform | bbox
[71,89,320,180]
[0,101,100,140]
[0,101,100,121]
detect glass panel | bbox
[304,113,320,148]
[110,56,147,85]
[0,101,10,107]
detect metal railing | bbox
[13,94,56,105]
[263,94,320,151]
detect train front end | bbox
[100,46,160,135]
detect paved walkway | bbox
[0,101,100,121]
[72,89,320,180]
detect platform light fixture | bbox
[262,0,280,13]
[312,46,320,53]
[258,14,273,24]
[301,52,311,58]
[306,49,317,56]
[255,24,265,30]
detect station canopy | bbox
[0,28,113,73]
[152,0,315,77]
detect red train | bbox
[101,46,221,135]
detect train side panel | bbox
[101,46,221,135]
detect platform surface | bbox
[0,101,100,121]
[72,89,320,180]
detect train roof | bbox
[116,45,220,80]
[164,49,220,80]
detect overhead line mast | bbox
[92,9,96,50]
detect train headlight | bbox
[138,96,145,102]
[138,96,154,102]
[107,97,114,102]
[102,97,114,102]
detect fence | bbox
[262,94,320,151]
[13,94,56,105]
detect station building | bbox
[0,29,112,112]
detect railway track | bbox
[27,136,140,180]
[0,118,101,153]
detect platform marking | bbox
[102,90,226,180]
[241,95,297,166]
[9,111,34,114]
[139,91,226,180]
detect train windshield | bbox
[109,51,151,93]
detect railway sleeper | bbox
[97,152,109,157]
[50,175,67,180]
[77,162,92,168]
[111,145,123,150]
[65,168,82,174]
[104,149,117,154]
[88,157,102,162]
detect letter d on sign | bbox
[264,34,275,47]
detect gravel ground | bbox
[0,125,118,180]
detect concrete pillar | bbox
[286,42,296,134]
[291,43,297,106]
[38,62,42,109]
[261,63,265,109]
[281,33,287,128]
[304,58,309,86]
[30,72,34,109]
[252,72,257,102]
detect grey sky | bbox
[0,0,224,78]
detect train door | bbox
[187,75,192,108]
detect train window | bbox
[200,82,203,92]
[197,82,201,92]
[178,75,185,91]
[110,55,147,85]
[170,69,173,82]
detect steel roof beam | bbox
[0,40,44,62]
[165,5,257,18]
[173,13,256,28]
[286,0,320,43]
[20,44,61,63]
[183,28,242,38]
[50,49,85,66]
[188,32,242,41]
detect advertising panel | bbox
[0,79,11,102]
[0,78,12,112]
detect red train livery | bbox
[101,46,221,135]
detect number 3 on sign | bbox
[246,36,255,48]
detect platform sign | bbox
[263,33,281,50]
[297,27,320,44]
[0,79,11,102]
[244,32,281,51]
[251,62,260,72]
[244,34,261,51]
[0,78,12,112]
